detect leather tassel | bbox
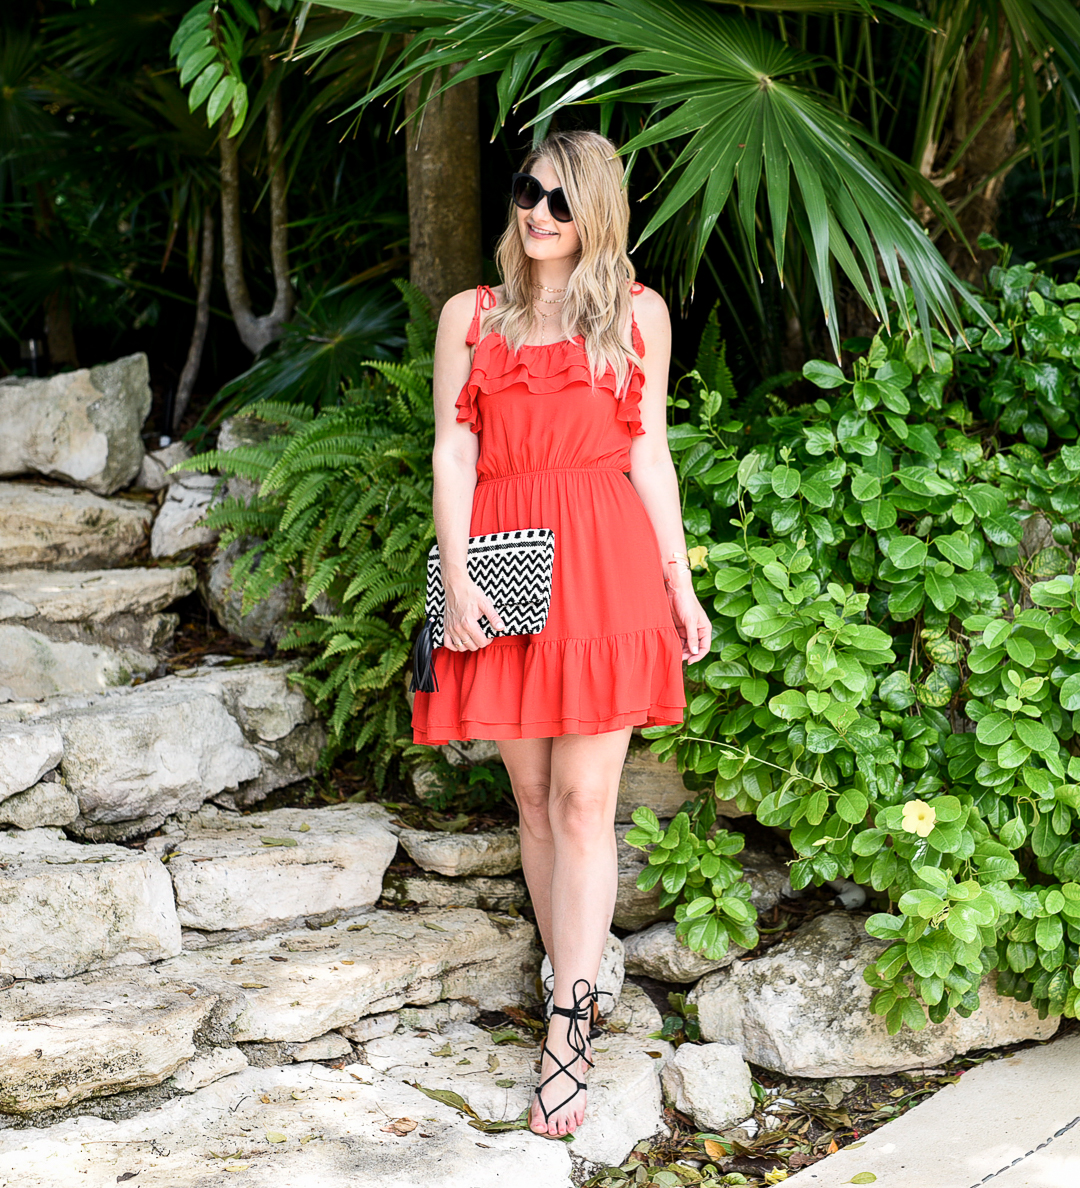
[410,617,439,693]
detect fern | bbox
[188,277,439,790]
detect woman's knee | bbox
[549,783,616,842]
[513,779,553,835]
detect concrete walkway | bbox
[788,1033,1080,1188]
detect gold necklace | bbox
[532,281,567,293]
[533,297,565,346]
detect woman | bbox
[411,129,711,1138]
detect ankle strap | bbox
[548,978,595,1021]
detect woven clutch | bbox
[410,527,556,693]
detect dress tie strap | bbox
[465,284,498,346]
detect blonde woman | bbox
[411,130,711,1138]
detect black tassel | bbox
[410,616,440,693]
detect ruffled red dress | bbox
[411,282,687,745]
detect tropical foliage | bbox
[633,245,1080,1030]
[181,278,437,788]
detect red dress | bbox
[411,282,687,745]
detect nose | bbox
[531,195,554,224]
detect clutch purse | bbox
[410,527,556,693]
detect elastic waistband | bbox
[477,465,628,484]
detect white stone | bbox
[0,482,152,571]
[0,720,63,800]
[381,870,527,913]
[0,827,181,978]
[142,804,398,934]
[0,965,225,1114]
[540,932,625,1015]
[363,1019,672,1167]
[615,744,694,823]
[624,920,743,983]
[0,565,195,653]
[784,1034,1080,1188]
[0,777,79,828]
[0,354,151,495]
[690,912,1060,1077]
[440,738,502,766]
[167,1045,249,1092]
[399,827,521,877]
[396,1000,479,1032]
[155,908,540,1043]
[605,982,664,1039]
[0,1063,574,1187]
[202,660,317,743]
[134,441,193,491]
[288,1032,353,1062]
[0,623,154,700]
[338,1012,401,1042]
[150,471,222,558]
[660,1042,754,1131]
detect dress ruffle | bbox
[412,627,686,745]
[456,325,646,438]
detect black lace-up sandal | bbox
[544,972,604,1040]
[531,978,595,1134]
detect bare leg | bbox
[496,737,555,957]
[532,726,633,1136]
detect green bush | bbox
[636,253,1080,1032]
[183,278,436,789]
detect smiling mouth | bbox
[528,223,557,238]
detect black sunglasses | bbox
[511,172,574,223]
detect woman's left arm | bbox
[627,286,712,663]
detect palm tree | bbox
[292,0,1080,367]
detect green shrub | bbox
[636,254,1080,1031]
[183,278,436,789]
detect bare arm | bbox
[627,286,711,662]
[430,291,506,651]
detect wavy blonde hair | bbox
[485,129,644,400]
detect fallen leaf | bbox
[847,1141,866,1149]
[341,960,355,965]
[346,923,368,932]
[486,1053,499,1073]
[423,922,448,932]
[298,823,310,832]
[827,1138,840,1154]
[241,983,269,989]
[431,1044,453,1058]
[299,1135,321,1144]
[495,1079,516,1088]
[476,1143,491,1149]
[410,1084,482,1122]
[224,1165,250,1173]
[488,1028,531,1047]
[889,1088,907,1098]
[266,1131,287,1143]
[261,837,299,847]
[846,1175,877,1185]
[269,955,288,963]
[456,1058,471,1065]
[117,1175,140,1183]
[230,957,244,965]
[644,1051,664,1059]
[704,1139,730,1160]
[291,1091,304,1100]
[380,1117,417,1136]
[260,1095,270,1104]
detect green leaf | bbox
[1060,673,1080,712]
[851,470,882,501]
[804,360,847,389]
[976,712,1014,746]
[189,61,224,111]
[771,466,800,499]
[836,788,869,824]
[886,536,928,570]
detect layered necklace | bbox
[531,280,567,346]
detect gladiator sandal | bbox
[531,978,596,1133]
[543,972,604,1041]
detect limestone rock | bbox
[606,982,665,1039]
[399,827,521,877]
[541,932,625,1015]
[0,720,63,800]
[287,1032,353,1063]
[616,745,693,823]
[738,845,793,912]
[0,776,79,828]
[363,1019,672,1167]
[338,1012,400,1042]
[0,966,230,1114]
[397,1000,479,1032]
[0,827,181,978]
[0,565,196,653]
[690,912,1060,1077]
[0,1063,574,1187]
[0,354,151,495]
[155,908,540,1043]
[134,441,193,491]
[660,1042,754,1131]
[150,472,221,558]
[624,920,743,984]
[440,738,502,766]
[0,623,155,700]
[206,537,297,648]
[167,1045,248,1093]
[143,804,398,935]
[0,482,152,571]
[381,870,527,913]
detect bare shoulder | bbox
[439,288,480,333]
[631,283,670,346]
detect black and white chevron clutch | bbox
[410,528,556,693]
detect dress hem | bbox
[412,705,686,746]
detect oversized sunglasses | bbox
[511,172,574,223]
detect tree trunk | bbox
[43,290,78,370]
[404,60,481,317]
[173,209,215,433]
[218,14,294,357]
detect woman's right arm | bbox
[431,290,505,651]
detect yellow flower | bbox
[901,799,937,838]
[687,545,709,569]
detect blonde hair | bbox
[485,130,643,400]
